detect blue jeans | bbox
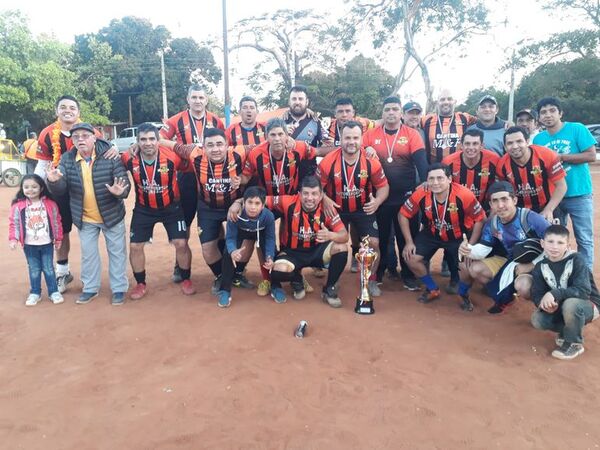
[531,298,595,344]
[554,194,594,270]
[23,243,58,295]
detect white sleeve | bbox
[34,160,51,179]
[469,243,493,260]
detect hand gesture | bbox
[46,166,63,182]
[9,240,17,250]
[105,177,128,196]
[540,292,558,313]
[323,196,340,218]
[363,193,379,215]
[540,207,555,223]
[458,233,472,260]
[316,222,331,243]
[263,257,274,271]
[286,124,297,136]
[402,242,416,262]
[227,202,242,222]
[105,146,121,160]
[231,249,243,262]
[231,175,241,191]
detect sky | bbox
[1,0,578,112]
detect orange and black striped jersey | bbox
[267,195,345,250]
[421,112,477,163]
[327,117,374,146]
[242,141,316,195]
[225,122,266,147]
[401,183,486,241]
[317,148,388,213]
[442,149,500,203]
[496,145,566,213]
[37,123,103,161]
[122,146,186,209]
[160,110,224,145]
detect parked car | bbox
[585,124,600,161]
[111,122,164,152]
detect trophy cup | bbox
[354,236,377,315]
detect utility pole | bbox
[159,49,168,120]
[128,95,133,127]
[222,0,231,126]
[508,49,516,123]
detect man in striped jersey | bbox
[225,96,266,150]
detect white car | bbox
[111,122,164,152]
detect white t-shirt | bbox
[25,201,52,245]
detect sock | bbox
[179,269,191,281]
[420,274,438,291]
[56,260,69,276]
[134,271,146,285]
[235,261,248,275]
[271,270,294,288]
[458,281,471,297]
[326,252,348,289]
[260,266,270,281]
[217,239,225,255]
[208,260,223,277]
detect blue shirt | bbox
[226,208,276,259]
[533,122,596,197]
[480,208,550,258]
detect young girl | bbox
[9,174,64,306]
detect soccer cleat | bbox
[233,274,255,289]
[25,293,41,307]
[322,285,342,308]
[57,272,74,294]
[552,342,584,360]
[130,283,147,300]
[217,290,231,308]
[403,278,421,291]
[291,281,306,300]
[180,279,196,296]
[487,300,514,315]
[460,295,474,312]
[256,280,271,297]
[49,292,64,305]
[270,287,287,304]
[76,292,98,305]
[171,264,183,283]
[417,289,441,304]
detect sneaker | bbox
[303,277,314,293]
[368,280,382,297]
[440,260,450,278]
[350,259,358,273]
[111,292,125,306]
[313,268,326,278]
[322,285,342,308]
[386,268,401,281]
[417,289,440,304]
[291,281,306,300]
[487,301,514,315]
[217,290,231,308]
[211,275,222,296]
[552,342,585,360]
[403,278,421,291]
[49,292,64,305]
[271,287,287,304]
[180,279,196,295]
[25,293,41,306]
[130,283,147,300]
[57,272,74,294]
[233,274,255,289]
[76,292,98,305]
[445,281,458,295]
[460,295,474,312]
[171,264,183,283]
[256,280,271,297]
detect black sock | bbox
[208,260,223,277]
[326,252,348,289]
[179,269,191,281]
[217,239,225,255]
[271,270,294,288]
[134,270,146,284]
[57,259,68,266]
[235,261,248,275]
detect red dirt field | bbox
[2,168,600,450]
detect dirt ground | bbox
[2,168,600,450]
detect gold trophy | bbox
[355,236,377,315]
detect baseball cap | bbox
[478,95,497,106]
[70,123,96,134]
[516,108,537,120]
[487,181,514,197]
[403,101,423,113]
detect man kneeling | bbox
[268,176,349,307]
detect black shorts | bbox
[275,243,332,271]
[178,172,198,227]
[340,212,378,239]
[197,202,227,244]
[55,192,72,234]
[414,231,460,262]
[130,204,187,243]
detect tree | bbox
[342,0,489,111]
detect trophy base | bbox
[355,298,375,315]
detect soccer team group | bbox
[7,84,599,360]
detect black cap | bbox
[70,123,95,134]
[516,108,537,120]
[487,181,514,197]
[403,101,423,113]
[478,95,497,106]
